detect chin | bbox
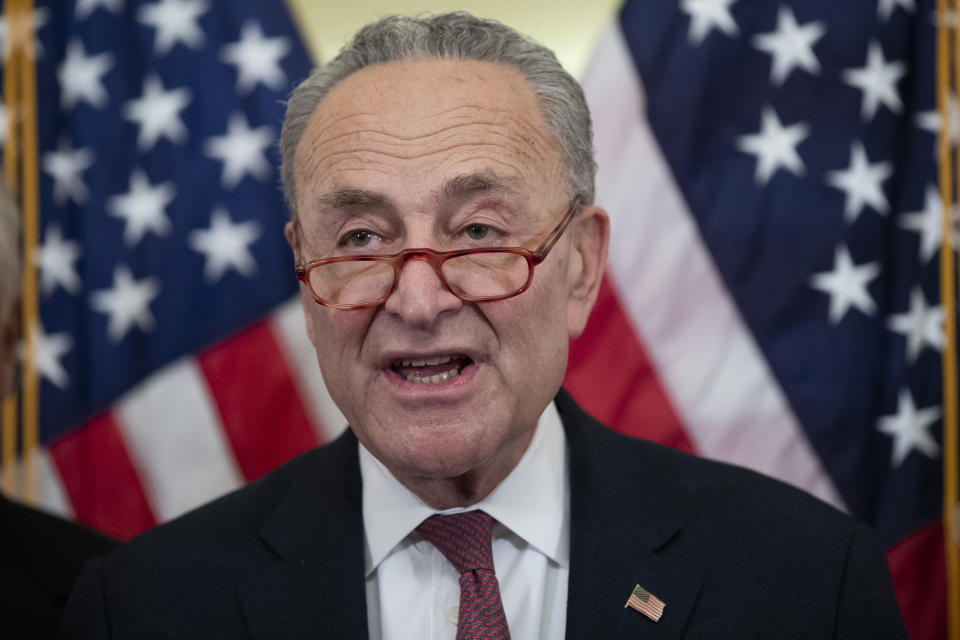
[395,427,501,479]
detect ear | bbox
[0,297,21,398]
[285,220,319,348]
[566,205,610,339]
[284,219,300,258]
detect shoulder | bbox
[0,496,116,635]
[557,388,848,529]
[62,431,361,636]
[87,431,353,588]
[112,429,357,560]
[558,389,868,580]
[0,495,115,565]
[622,432,848,529]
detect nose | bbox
[383,255,462,327]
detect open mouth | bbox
[390,354,473,384]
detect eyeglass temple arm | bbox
[534,195,585,261]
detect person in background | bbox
[63,13,906,638]
[0,181,116,639]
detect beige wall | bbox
[285,0,621,78]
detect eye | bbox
[464,223,491,241]
[341,229,378,248]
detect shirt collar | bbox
[359,400,569,576]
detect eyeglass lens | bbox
[307,252,531,307]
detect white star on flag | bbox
[736,105,810,185]
[842,40,907,121]
[915,93,960,148]
[899,184,956,263]
[877,388,941,468]
[137,0,209,56]
[123,73,192,152]
[58,38,115,110]
[751,6,825,85]
[878,0,915,21]
[35,224,83,296]
[188,207,262,283]
[809,244,881,325]
[75,0,124,20]
[31,323,74,389]
[825,141,893,223]
[680,0,739,46]
[90,265,162,343]
[204,112,274,189]
[107,170,177,247]
[220,21,292,94]
[42,139,95,206]
[886,287,944,363]
[0,7,50,60]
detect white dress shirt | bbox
[360,401,570,640]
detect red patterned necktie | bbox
[416,510,511,640]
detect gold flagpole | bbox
[940,1,960,638]
[17,0,38,505]
[0,0,39,504]
[1,0,23,498]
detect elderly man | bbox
[0,184,115,638]
[64,13,906,639]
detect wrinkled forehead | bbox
[292,59,566,212]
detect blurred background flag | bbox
[0,1,954,638]
[565,0,957,637]
[0,0,343,541]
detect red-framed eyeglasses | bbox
[295,195,585,310]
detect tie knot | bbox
[416,510,496,574]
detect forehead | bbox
[293,58,564,210]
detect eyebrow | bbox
[435,170,521,211]
[316,188,394,211]
[315,170,521,214]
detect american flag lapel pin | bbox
[624,584,666,622]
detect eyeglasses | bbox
[296,195,584,310]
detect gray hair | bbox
[0,181,20,319]
[279,12,596,224]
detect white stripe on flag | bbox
[34,448,73,519]
[271,297,348,442]
[8,448,75,519]
[114,358,243,522]
[582,22,845,510]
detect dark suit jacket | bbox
[1,495,116,639]
[61,390,907,639]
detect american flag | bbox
[0,0,948,638]
[575,0,951,637]
[624,584,666,622]
[0,0,328,539]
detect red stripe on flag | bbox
[565,275,695,453]
[49,412,157,540]
[199,320,320,482]
[886,520,946,640]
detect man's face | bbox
[289,59,606,494]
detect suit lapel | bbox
[557,390,702,639]
[238,430,369,640]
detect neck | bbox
[401,469,507,510]
[396,430,535,510]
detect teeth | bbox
[398,355,458,368]
[405,366,460,385]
